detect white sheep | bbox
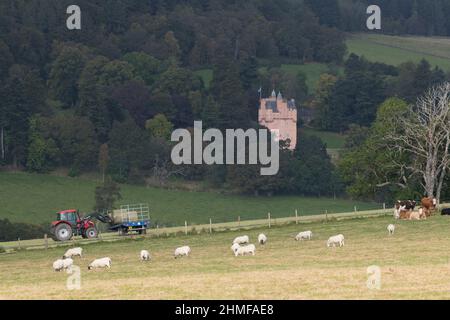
[233,235,249,245]
[174,246,191,258]
[63,247,83,259]
[234,244,256,257]
[53,258,73,272]
[295,231,312,241]
[258,234,267,245]
[231,243,241,253]
[327,234,345,247]
[140,250,151,261]
[88,257,111,270]
[387,224,395,235]
[52,259,64,272]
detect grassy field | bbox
[347,33,450,71]
[280,63,340,93]
[194,69,213,88]
[0,172,379,226]
[259,63,342,93]
[1,214,450,299]
[300,127,347,149]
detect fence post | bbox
[383,203,386,210]
[185,221,188,235]
[354,206,357,212]
[325,211,328,222]
[44,234,48,250]
[238,216,241,229]
[268,212,271,228]
[156,224,159,238]
[209,218,212,234]
[295,209,298,224]
[18,238,21,250]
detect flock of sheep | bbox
[52,247,111,272]
[52,245,193,272]
[52,230,357,273]
[53,201,431,273]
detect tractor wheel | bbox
[85,227,98,239]
[54,223,73,242]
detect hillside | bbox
[346,33,450,70]
[2,214,450,299]
[0,172,380,226]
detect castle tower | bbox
[258,90,297,150]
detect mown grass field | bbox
[279,63,339,93]
[0,172,379,226]
[300,127,347,149]
[1,214,450,299]
[347,33,450,70]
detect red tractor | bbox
[50,209,112,241]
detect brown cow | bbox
[421,197,437,214]
[419,207,428,220]
[399,209,411,220]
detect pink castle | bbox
[258,90,297,150]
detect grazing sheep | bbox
[327,234,345,247]
[234,244,256,257]
[174,246,191,258]
[233,235,249,245]
[295,231,312,241]
[52,259,65,272]
[231,243,241,253]
[258,234,267,245]
[53,258,73,272]
[140,250,151,261]
[88,257,111,270]
[387,224,395,235]
[63,247,83,259]
[62,258,74,273]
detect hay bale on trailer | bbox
[110,210,139,224]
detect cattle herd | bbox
[50,197,446,274]
[394,197,437,220]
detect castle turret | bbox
[258,90,297,150]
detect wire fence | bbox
[0,206,397,252]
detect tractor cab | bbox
[56,209,80,226]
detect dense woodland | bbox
[1,0,450,202]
